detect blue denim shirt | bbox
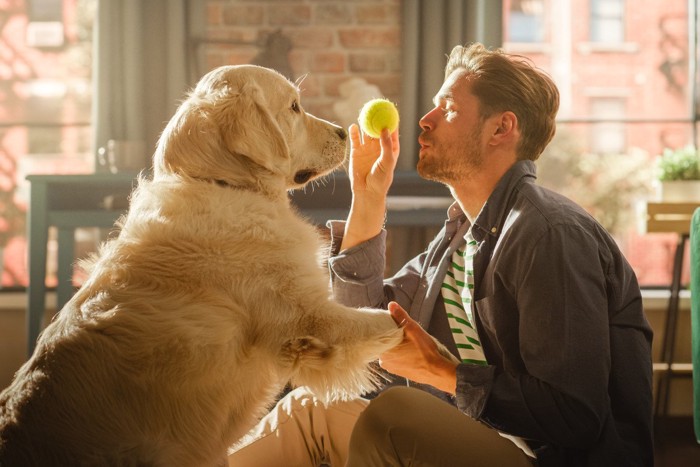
[327,160,653,466]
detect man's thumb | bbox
[388,301,409,327]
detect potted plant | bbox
[656,145,700,202]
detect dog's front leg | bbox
[281,304,404,403]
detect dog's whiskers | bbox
[295,73,309,90]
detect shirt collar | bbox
[446,200,465,222]
[441,160,537,241]
[471,160,537,242]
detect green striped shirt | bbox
[441,229,487,366]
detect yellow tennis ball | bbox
[358,98,399,139]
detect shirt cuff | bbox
[454,363,495,419]
[326,220,387,308]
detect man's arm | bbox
[340,125,399,251]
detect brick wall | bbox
[203,0,402,125]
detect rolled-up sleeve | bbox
[326,220,389,308]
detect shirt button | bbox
[491,227,497,233]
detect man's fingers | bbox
[348,123,362,148]
[381,128,400,148]
[390,128,400,151]
[379,128,396,154]
[377,129,399,173]
[379,127,392,143]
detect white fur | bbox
[0,65,403,466]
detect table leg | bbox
[56,227,76,311]
[654,233,688,422]
[26,182,49,356]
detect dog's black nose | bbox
[294,170,316,184]
[335,128,347,140]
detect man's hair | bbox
[445,43,560,161]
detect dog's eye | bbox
[291,101,300,113]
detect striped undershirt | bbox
[441,229,487,366]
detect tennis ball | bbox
[358,98,399,139]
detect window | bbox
[507,0,545,43]
[504,0,694,288]
[26,0,64,48]
[590,0,625,43]
[589,97,626,154]
[0,0,95,289]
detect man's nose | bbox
[419,107,438,131]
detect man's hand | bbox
[340,126,400,251]
[379,302,459,395]
[347,124,400,198]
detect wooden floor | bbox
[655,417,700,466]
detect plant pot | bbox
[660,180,700,202]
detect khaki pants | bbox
[228,386,534,466]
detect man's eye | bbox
[291,101,300,113]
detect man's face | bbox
[417,69,486,185]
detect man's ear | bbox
[495,111,517,134]
[214,82,291,176]
[490,111,518,145]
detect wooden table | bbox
[646,202,700,420]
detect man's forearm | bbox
[340,195,386,251]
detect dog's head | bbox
[153,65,347,192]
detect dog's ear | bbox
[214,82,291,176]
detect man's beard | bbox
[417,124,484,184]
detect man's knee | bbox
[347,386,418,464]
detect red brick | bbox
[269,5,312,26]
[315,4,353,24]
[338,28,400,48]
[206,3,223,27]
[356,5,401,25]
[221,5,264,26]
[224,49,259,66]
[364,74,402,97]
[206,29,259,44]
[204,52,227,71]
[311,52,346,73]
[286,28,335,49]
[349,53,386,72]
[297,73,321,98]
[288,50,310,79]
[321,75,349,97]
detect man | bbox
[228,43,653,467]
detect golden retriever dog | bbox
[0,65,406,466]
